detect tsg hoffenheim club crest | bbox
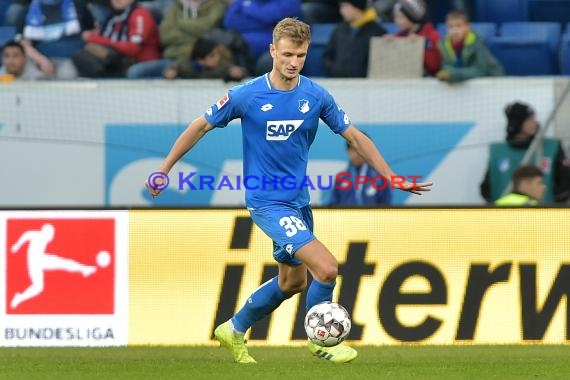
[298,99,310,114]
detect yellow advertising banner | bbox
[129,209,570,345]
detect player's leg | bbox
[231,250,305,334]
[294,239,338,311]
[292,205,338,312]
[293,206,357,363]
[215,206,311,363]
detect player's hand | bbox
[401,181,432,195]
[145,181,162,198]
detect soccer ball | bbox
[304,301,351,347]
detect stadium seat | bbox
[0,25,15,66]
[303,23,335,77]
[437,22,497,42]
[561,32,570,74]
[475,0,529,22]
[528,0,570,23]
[0,0,9,26]
[0,25,15,45]
[488,36,555,75]
[500,22,561,56]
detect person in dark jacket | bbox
[163,36,248,80]
[223,0,301,74]
[323,0,386,78]
[436,10,503,83]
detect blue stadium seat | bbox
[475,0,529,22]
[528,0,570,23]
[0,26,15,66]
[303,23,336,77]
[0,25,15,46]
[437,22,497,42]
[500,22,561,56]
[0,0,10,26]
[488,36,555,75]
[561,32,570,74]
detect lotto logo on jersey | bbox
[5,218,116,314]
[266,120,304,141]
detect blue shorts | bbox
[249,204,315,266]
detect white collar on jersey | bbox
[265,73,301,90]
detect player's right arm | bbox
[146,116,213,197]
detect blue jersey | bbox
[204,74,350,209]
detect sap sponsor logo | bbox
[5,327,115,341]
[216,94,229,110]
[266,120,304,141]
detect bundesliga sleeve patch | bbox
[216,94,230,110]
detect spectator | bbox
[391,0,441,76]
[301,0,341,25]
[163,36,247,80]
[481,101,570,204]
[72,0,160,78]
[0,40,45,81]
[329,133,392,206]
[436,10,503,83]
[371,0,397,22]
[126,0,227,78]
[15,0,94,79]
[322,0,386,78]
[495,165,545,206]
[223,0,302,75]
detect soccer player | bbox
[146,17,432,364]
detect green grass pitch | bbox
[1,345,570,379]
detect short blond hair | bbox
[272,17,311,45]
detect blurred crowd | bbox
[0,0,496,82]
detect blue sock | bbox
[306,280,336,312]
[231,276,289,333]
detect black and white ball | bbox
[304,301,351,347]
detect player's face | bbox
[2,47,26,76]
[270,38,309,81]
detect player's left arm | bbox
[341,125,432,195]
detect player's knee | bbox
[280,278,307,295]
[317,265,338,283]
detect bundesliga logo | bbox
[6,218,116,314]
